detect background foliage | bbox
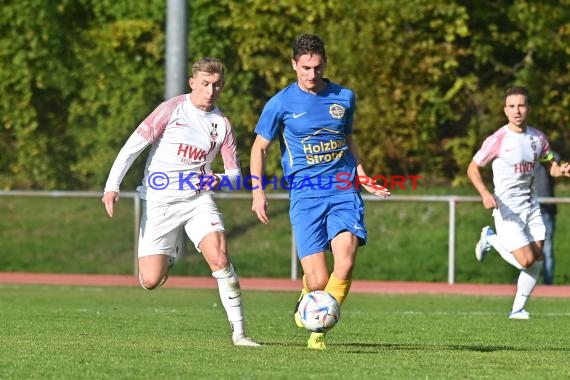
[1,0,569,190]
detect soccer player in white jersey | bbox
[102,57,259,346]
[467,86,570,319]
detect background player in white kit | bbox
[102,57,259,346]
[467,86,570,319]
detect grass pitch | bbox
[1,285,570,379]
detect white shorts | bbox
[138,193,224,258]
[492,203,545,252]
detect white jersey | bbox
[104,94,240,202]
[472,125,551,211]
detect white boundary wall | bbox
[2,190,569,284]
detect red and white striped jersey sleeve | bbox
[103,96,185,193]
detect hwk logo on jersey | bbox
[210,123,219,141]
[177,143,207,161]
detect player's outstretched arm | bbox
[549,160,570,178]
[357,165,391,198]
[250,135,272,224]
[102,191,119,218]
[347,135,391,198]
[467,160,496,209]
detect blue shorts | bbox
[290,192,366,258]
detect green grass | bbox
[1,285,570,379]
[2,186,570,284]
[0,196,135,274]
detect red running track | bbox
[1,272,569,298]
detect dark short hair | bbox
[505,86,529,104]
[292,34,326,61]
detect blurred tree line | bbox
[1,0,569,190]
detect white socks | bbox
[487,234,542,313]
[211,264,245,338]
[487,235,524,270]
[512,261,542,312]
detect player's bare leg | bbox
[138,254,170,290]
[300,233,359,350]
[308,232,358,350]
[298,252,330,349]
[327,231,358,304]
[295,253,327,329]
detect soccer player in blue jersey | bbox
[249,34,391,349]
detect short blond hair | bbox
[191,57,224,83]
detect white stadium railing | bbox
[2,190,569,284]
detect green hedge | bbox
[1,0,569,190]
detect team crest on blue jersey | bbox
[329,104,345,119]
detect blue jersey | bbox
[254,81,358,199]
